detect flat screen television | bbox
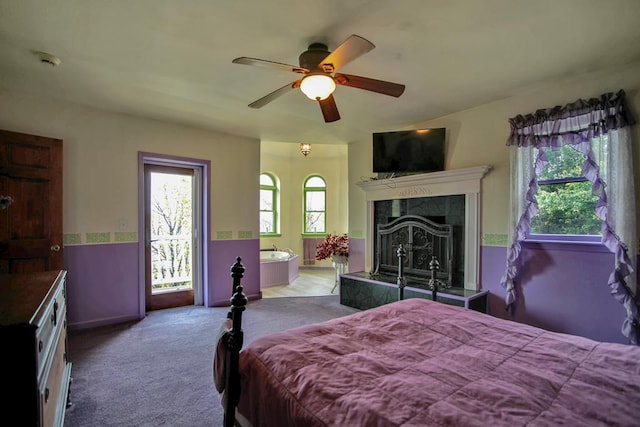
[372,128,446,174]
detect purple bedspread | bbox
[237,298,640,426]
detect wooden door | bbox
[0,130,63,274]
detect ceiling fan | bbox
[232,34,406,123]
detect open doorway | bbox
[141,155,206,312]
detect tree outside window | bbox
[530,139,606,236]
[150,172,192,290]
[304,175,326,234]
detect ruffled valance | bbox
[507,90,635,148]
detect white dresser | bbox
[0,270,72,426]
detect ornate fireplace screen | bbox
[374,214,453,286]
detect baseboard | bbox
[68,313,142,331]
[210,291,262,308]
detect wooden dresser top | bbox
[0,270,66,326]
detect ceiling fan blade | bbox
[318,95,340,122]
[334,73,405,97]
[248,80,301,108]
[232,57,308,74]
[319,34,375,73]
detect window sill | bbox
[523,238,609,253]
[260,233,282,237]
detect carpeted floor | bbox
[63,295,359,427]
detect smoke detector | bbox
[36,51,61,67]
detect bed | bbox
[218,260,640,427]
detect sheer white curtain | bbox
[504,146,535,308]
[605,127,637,296]
[601,127,638,342]
[501,90,639,344]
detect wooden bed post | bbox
[397,244,407,300]
[224,257,247,427]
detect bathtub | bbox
[259,250,293,262]
[259,251,299,288]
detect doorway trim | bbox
[138,152,210,318]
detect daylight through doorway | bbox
[145,164,197,311]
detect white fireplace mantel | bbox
[356,165,491,201]
[356,166,491,290]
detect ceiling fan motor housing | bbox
[299,43,330,71]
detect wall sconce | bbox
[300,143,311,157]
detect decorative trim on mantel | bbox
[356,166,492,201]
[356,165,492,291]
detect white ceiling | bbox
[1,0,640,145]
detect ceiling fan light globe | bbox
[300,74,336,101]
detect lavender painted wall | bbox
[481,245,629,344]
[208,239,261,306]
[348,238,366,273]
[65,243,140,328]
[64,239,261,329]
[63,234,631,345]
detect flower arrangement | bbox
[0,195,13,210]
[315,233,349,261]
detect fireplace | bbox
[356,166,491,291]
[373,196,463,288]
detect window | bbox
[502,90,637,343]
[260,173,279,235]
[303,175,326,234]
[530,139,606,237]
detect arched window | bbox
[303,175,326,234]
[260,173,279,235]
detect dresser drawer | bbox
[39,320,70,427]
[35,278,66,379]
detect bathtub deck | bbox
[261,268,335,298]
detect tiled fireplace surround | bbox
[356,166,491,291]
